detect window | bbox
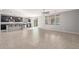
[45,15,60,25]
[45,16,48,24]
[55,15,60,25]
[51,15,55,25]
[34,18,38,27]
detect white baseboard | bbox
[40,27,79,35]
[60,30,79,35]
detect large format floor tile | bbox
[0,28,79,49]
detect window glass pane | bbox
[45,16,48,24]
[34,18,38,27]
[55,15,60,25]
[51,15,55,25]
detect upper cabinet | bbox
[1,15,23,22]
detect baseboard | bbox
[60,30,79,35]
[40,28,79,35]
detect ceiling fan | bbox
[42,9,50,15]
[41,9,57,15]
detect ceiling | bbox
[1,9,74,17]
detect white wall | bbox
[39,9,79,34]
[1,9,41,17]
[1,9,23,17]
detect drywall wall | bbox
[39,9,79,34]
[1,9,41,17]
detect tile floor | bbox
[0,28,79,49]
